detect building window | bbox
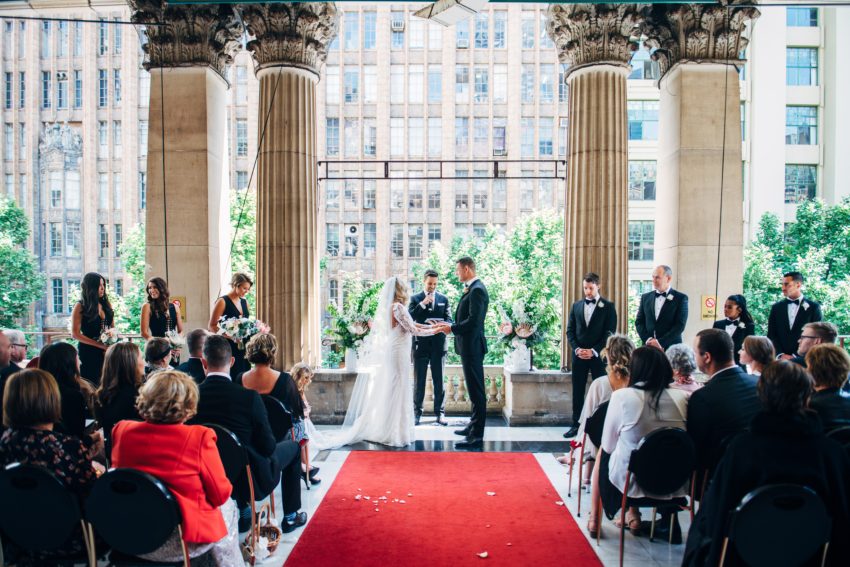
[408,118,423,157]
[139,172,146,209]
[363,66,376,103]
[114,224,123,257]
[455,178,469,210]
[390,66,404,104]
[473,67,488,103]
[41,21,51,58]
[51,279,64,313]
[363,119,376,156]
[474,13,488,49]
[363,180,376,209]
[343,180,359,209]
[235,119,248,156]
[455,117,468,156]
[538,117,554,156]
[41,71,51,109]
[98,20,108,54]
[428,225,441,247]
[391,225,404,258]
[236,171,248,190]
[428,65,442,103]
[493,117,506,156]
[429,23,442,50]
[493,11,506,49]
[408,65,424,104]
[363,12,376,50]
[628,221,654,261]
[520,117,534,158]
[65,222,81,257]
[785,106,817,145]
[4,175,11,199]
[326,180,340,209]
[493,179,506,210]
[520,177,534,210]
[390,118,404,157]
[785,164,817,203]
[18,123,25,161]
[473,118,488,157]
[559,65,569,103]
[428,117,441,157]
[628,101,659,140]
[99,224,109,258]
[787,7,818,27]
[456,19,469,48]
[344,118,360,157]
[629,161,657,200]
[235,66,247,104]
[325,66,339,104]
[390,180,404,209]
[344,224,358,257]
[3,123,12,161]
[326,224,339,256]
[54,72,67,109]
[364,223,376,257]
[391,12,405,50]
[787,48,817,86]
[539,14,554,48]
[139,120,148,157]
[455,65,469,103]
[113,69,121,105]
[409,17,424,49]
[114,279,123,296]
[73,70,82,108]
[408,225,423,258]
[113,18,122,54]
[73,21,82,56]
[113,176,122,210]
[113,121,122,150]
[343,68,359,103]
[559,117,568,157]
[49,223,62,256]
[98,121,108,157]
[427,180,441,209]
[473,177,487,210]
[409,180,423,209]
[4,73,10,110]
[98,69,107,107]
[98,173,108,209]
[18,72,25,109]
[343,12,359,51]
[540,64,554,103]
[629,48,660,81]
[521,13,534,49]
[329,279,339,307]
[521,65,534,103]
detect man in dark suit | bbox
[563,272,617,438]
[792,321,839,367]
[409,269,453,425]
[635,265,689,351]
[767,271,823,360]
[689,329,760,483]
[436,257,489,448]
[191,335,306,533]
[176,328,208,383]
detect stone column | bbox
[241,3,339,369]
[547,4,642,366]
[131,1,241,332]
[643,1,759,341]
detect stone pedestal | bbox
[655,64,744,341]
[503,369,572,426]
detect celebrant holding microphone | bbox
[408,270,453,425]
[209,273,254,379]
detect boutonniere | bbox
[802,301,810,310]
[666,293,674,302]
[597,301,604,308]
[738,322,746,329]
[463,287,470,295]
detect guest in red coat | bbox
[111,370,242,566]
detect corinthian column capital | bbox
[129,0,242,79]
[546,3,645,75]
[240,2,340,77]
[641,0,760,77]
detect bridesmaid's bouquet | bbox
[217,316,270,348]
[99,328,122,346]
[165,330,186,349]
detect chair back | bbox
[726,484,831,567]
[204,423,248,487]
[85,468,181,556]
[263,395,294,442]
[0,463,82,552]
[628,427,695,495]
[826,425,850,452]
[584,400,609,449]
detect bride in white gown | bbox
[310,276,440,448]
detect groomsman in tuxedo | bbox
[635,265,689,351]
[767,271,823,360]
[409,269,453,425]
[563,272,617,439]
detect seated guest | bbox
[0,332,20,425]
[806,343,850,432]
[3,329,28,368]
[191,335,306,533]
[292,363,323,480]
[712,295,755,366]
[95,342,144,458]
[793,321,839,367]
[176,329,208,383]
[39,342,97,440]
[595,347,689,538]
[666,343,703,396]
[144,337,173,376]
[689,329,760,482]
[111,371,241,565]
[0,369,98,562]
[738,335,774,376]
[683,362,850,566]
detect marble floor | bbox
[255,421,688,567]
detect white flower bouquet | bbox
[165,329,186,349]
[217,316,270,348]
[99,327,122,346]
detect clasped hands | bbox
[429,322,453,335]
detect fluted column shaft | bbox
[256,68,320,369]
[561,66,630,364]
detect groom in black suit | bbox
[767,271,823,359]
[635,265,689,351]
[564,272,617,438]
[409,269,453,425]
[436,257,489,449]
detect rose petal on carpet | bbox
[285,451,601,566]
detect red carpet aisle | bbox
[285,452,602,567]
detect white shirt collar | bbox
[206,371,232,381]
[709,364,738,380]
[464,277,479,287]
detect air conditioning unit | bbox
[391,20,405,32]
[457,38,469,49]
[346,224,359,235]
[493,148,506,157]
[56,71,68,81]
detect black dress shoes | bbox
[435,417,448,426]
[415,415,421,426]
[563,425,580,439]
[281,511,308,533]
[455,436,484,449]
[454,428,471,436]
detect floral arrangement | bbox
[217,316,270,349]
[165,329,186,349]
[497,300,545,347]
[99,327,122,346]
[327,309,372,351]
[324,277,383,354]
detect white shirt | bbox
[654,285,672,320]
[464,277,479,288]
[583,294,600,326]
[786,295,803,328]
[206,371,232,381]
[724,319,739,337]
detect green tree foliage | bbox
[117,224,146,333]
[229,187,257,313]
[0,197,46,328]
[744,200,850,335]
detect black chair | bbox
[567,400,608,517]
[610,427,695,566]
[826,425,850,453]
[0,462,93,566]
[719,484,831,567]
[85,468,189,566]
[263,395,309,493]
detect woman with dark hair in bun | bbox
[713,294,755,367]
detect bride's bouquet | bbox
[99,327,122,346]
[217,316,270,349]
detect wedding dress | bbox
[311,277,439,449]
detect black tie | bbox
[787,298,800,306]
[585,298,596,305]
[655,291,667,298]
[726,319,739,326]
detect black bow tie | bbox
[726,319,740,325]
[655,291,668,298]
[585,298,597,305]
[786,298,801,306]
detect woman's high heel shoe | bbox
[301,470,321,487]
[587,516,601,539]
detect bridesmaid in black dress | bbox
[71,272,114,386]
[209,272,253,379]
[140,277,183,364]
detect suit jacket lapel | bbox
[587,297,606,329]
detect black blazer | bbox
[767,297,823,356]
[450,280,489,358]
[686,366,760,473]
[408,291,453,355]
[95,383,141,457]
[566,297,617,355]
[635,289,689,349]
[176,358,206,384]
[711,319,755,365]
[809,388,850,432]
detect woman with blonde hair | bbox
[111,371,241,565]
[292,363,323,481]
[209,272,254,378]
